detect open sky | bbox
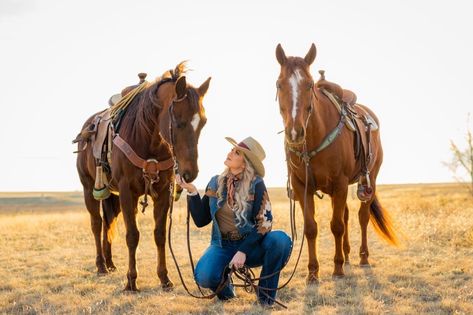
[0,0,472,191]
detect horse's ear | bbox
[304,43,317,65]
[198,77,211,96]
[175,76,187,99]
[276,43,287,65]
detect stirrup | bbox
[93,186,111,200]
[356,184,373,202]
[93,165,111,200]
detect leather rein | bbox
[164,88,323,310]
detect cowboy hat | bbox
[225,136,266,177]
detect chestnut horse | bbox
[75,63,210,291]
[275,44,398,282]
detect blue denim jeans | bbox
[194,230,292,305]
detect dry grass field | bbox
[0,184,472,314]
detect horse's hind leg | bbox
[84,187,108,274]
[343,204,351,264]
[358,164,381,267]
[102,194,121,272]
[153,185,173,290]
[358,200,371,266]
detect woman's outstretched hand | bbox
[175,174,197,194]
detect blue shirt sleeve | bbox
[187,193,212,227]
[186,176,219,228]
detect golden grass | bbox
[0,184,472,314]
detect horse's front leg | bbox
[119,183,140,291]
[331,184,349,278]
[152,182,173,290]
[343,203,351,265]
[292,176,318,283]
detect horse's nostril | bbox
[183,173,190,182]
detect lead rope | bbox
[226,148,312,309]
[166,95,227,298]
[216,83,317,306]
[168,173,233,299]
[247,142,310,287]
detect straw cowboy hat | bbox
[225,136,266,177]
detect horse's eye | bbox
[276,81,281,89]
[177,122,186,129]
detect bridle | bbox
[164,88,188,177]
[276,78,318,148]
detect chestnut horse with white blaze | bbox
[275,44,398,282]
[75,63,210,291]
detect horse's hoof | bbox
[161,281,174,292]
[306,273,320,285]
[123,283,140,292]
[123,284,140,294]
[97,267,109,275]
[332,273,345,280]
[107,265,117,272]
[359,263,371,269]
[344,262,351,273]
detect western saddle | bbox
[316,70,378,202]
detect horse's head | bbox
[157,68,211,183]
[276,43,317,146]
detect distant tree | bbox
[444,114,473,196]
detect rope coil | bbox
[110,81,150,119]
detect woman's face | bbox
[224,147,245,173]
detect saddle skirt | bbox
[91,109,113,160]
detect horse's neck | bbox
[124,99,169,158]
[306,94,338,148]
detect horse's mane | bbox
[121,61,193,141]
[159,60,189,81]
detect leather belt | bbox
[221,230,244,241]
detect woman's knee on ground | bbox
[194,268,222,289]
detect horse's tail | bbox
[369,195,399,246]
[102,197,119,243]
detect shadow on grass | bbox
[303,280,320,313]
[334,264,365,314]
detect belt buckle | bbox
[224,231,241,241]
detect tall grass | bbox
[0,184,472,314]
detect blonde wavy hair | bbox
[217,156,256,227]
